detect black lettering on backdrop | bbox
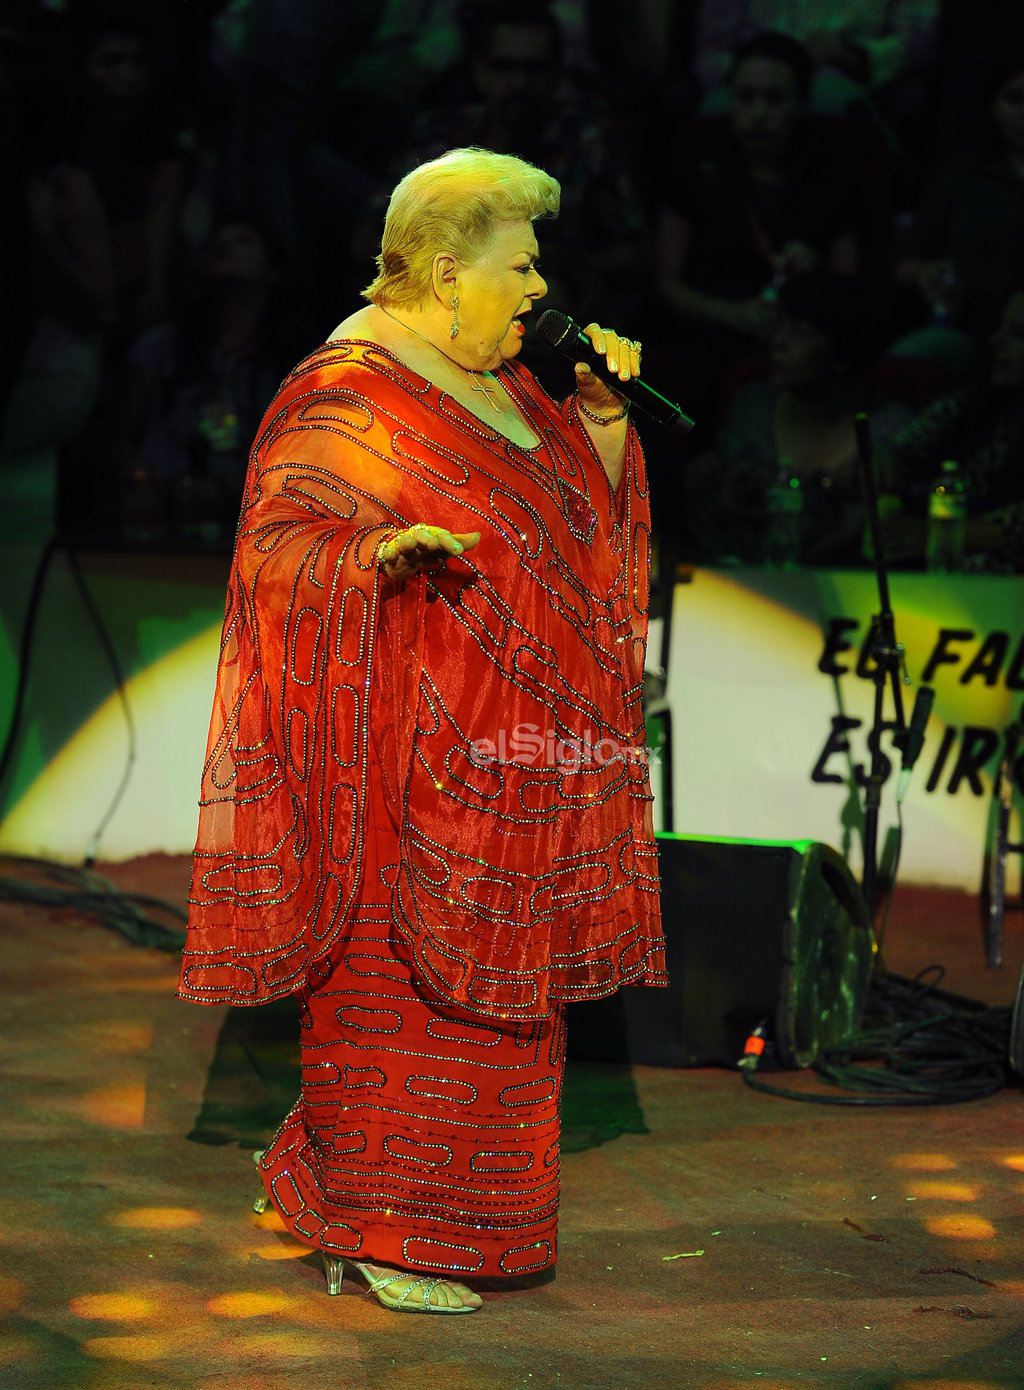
[925,726,957,792]
[818,618,860,676]
[855,720,902,786]
[811,716,861,784]
[960,631,1009,686]
[1006,634,1024,690]
[811,717,902,787]
[921,628,975,683]
[815,617,1018,798]
[947,726,1001,795]
[856,626,880,680]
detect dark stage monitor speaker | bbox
[569,834,874,1070]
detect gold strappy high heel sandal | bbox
[250,1152,480,1312]
[321,1255,481,1314]
[251,1150,269,1213]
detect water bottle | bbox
[925,459,967,572]
[763,461,803,569]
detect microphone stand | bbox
[854,414,909,917]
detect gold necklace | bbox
[378,305,504,412]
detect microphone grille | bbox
[535,309,576,350]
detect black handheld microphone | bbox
[534,309,695,438]
[896,684,935,802]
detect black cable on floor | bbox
[0,855,186,952]
[0,544,181,954]
[740,966,1014,1106]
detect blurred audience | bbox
[217,0,376,267]
[695,0,940,104]
[579,0,701,207]
[880,285,1024,573]
[694,0,941,186]
[216,0,466,342]
[2,0,1016,575]
[681,272,913,567]
[652,30,888,421]
[0,1,39,424]
[397,1,647,332]
[893,54,1024,376]
[103,215,291,547]
[49,5,194,344]
[0,4,121,546]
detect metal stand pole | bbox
[855,415,909,914]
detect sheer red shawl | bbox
[178,340,665,1019]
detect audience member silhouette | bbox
[692,0,940,213]
[105,215,291,548]
[894,55,1024,374]
[397,2,646,332]
[7,0,1010,576]
[882,284,1024,573]
[681,272,911,567]
[48,6,193,347]
[695,0,940,103]
[653,31,874,420]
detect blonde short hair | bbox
[362,147,560,307]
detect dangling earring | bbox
[449,293,460,339]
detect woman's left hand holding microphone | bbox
[574,323,642,421]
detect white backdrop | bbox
[658,568,1024,890]
[1,562,1021,890]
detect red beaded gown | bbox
[178,339,665,1277]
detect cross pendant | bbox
[471,372,502,412]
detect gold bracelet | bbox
[577,396,629,425]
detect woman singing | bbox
[178,147,666,1313]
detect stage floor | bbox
[2,854,1023,1390]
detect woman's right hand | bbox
[379,524,481,581]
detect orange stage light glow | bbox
[111,1207,201,1230]
[69,1293,158,1321]
[218,1330,336,1358]
[892,1382,1006,1390]
[906,1181,981,1202]
[82,1333,176,1362]
[924,1215,998,1240]
[250,1242,310,1261]
[79,1083,147,1130]
[891,1152,958,1172]
[0,1276,25,1314]
[73,1021,154,1055]
[207,1290,297,1318]
[249,1209,288,1232]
